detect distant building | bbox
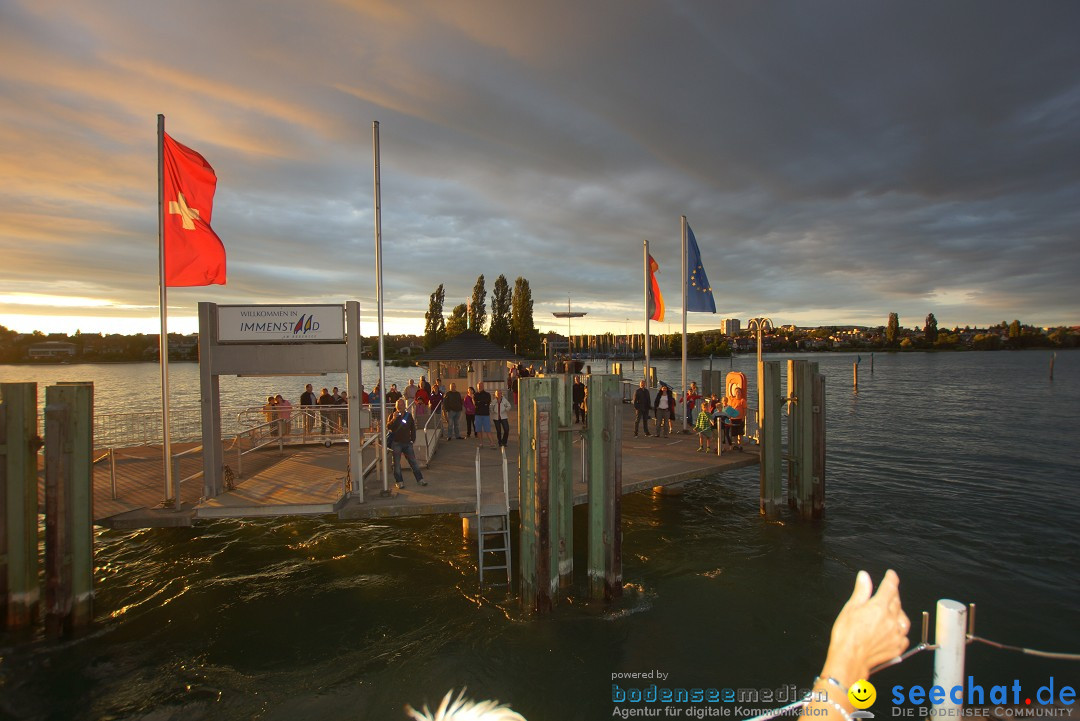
[720,318,741,336]
[27,341,76,358]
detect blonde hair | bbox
[405,690,526,721]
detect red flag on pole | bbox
[647,253,665,322]
[162,132,226,286]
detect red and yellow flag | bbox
[647,253,664,322]
[162,132,226,286]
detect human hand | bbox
[821,569,910,689]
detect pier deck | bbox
[80,404,759,529]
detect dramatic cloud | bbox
[1,0,1078,335]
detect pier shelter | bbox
[197,301,366,501]
[420,331,520,390]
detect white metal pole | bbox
[373,121,388,494]
[931,599,967,720]
[643,239,651,386]
[681,215,688,430]
[156,114,176,509]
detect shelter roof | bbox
[420,331,520,361]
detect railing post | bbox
[1,382,41,630]
[44,382,95,636]
[109,447,117,500]
[931,599,967,720]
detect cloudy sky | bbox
[2,0,1078,337]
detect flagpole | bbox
[156,114,176,509]
[643,239,651,385]
[373,120,389,495]
[681,216,689,431]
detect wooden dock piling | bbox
[517,376,573,611]
[586,374,622,602]
[554,375,573,589]
[787,360,824,519]
[44,382,95,636]
[811,372,826,518]
[1,382,41,629]
[758,362,782,518]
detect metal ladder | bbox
[475,446,512,588]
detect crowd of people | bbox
[632,379,747,451]
[258,369,749,488]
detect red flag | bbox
[162,132,226,286]
[647,254,664,322]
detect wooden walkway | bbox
[79,405,759,528]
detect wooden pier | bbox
[71,404,759,529]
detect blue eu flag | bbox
[686,224,716,313]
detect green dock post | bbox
[1,382,40,629]
[44,383,95,636]
[811,371,826,518]
[554,374,573,590]
[758,362,782,518]
[518,376,570,612]
[586,374,622,602]
[786,360,818,519]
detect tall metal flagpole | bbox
[643,239,651,386]
[156,114,176,509]
[681,215,688,431]
[373,121,389,494]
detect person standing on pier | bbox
[274,394,292,436]
[386,383,403,407]
[685,382,702,424]
[463,387,477,438]
[263,395,278,435]
[443,383,464,440]
[317,387,334,434]
[388,398,426,489]
[300,383,316,435]
[572,376,586,425]
[474,381,494,448]
[491,389,513,448]
[405,378,418,404]
[654,383,675,438]
[633,379,652,437]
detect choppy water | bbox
[1,351,1078,720]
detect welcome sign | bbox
[217,304,346,343]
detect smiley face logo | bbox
[848,679,876,709]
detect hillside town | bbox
[2,315,1075,364]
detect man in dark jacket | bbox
[442,382,464,440]
[317,387,334,434]
[387,398,426,488]
[300,383,316,435]
[572,376,587,424]
[633,379,652,437]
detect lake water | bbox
[1,351,1078,720]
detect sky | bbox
[1,0,1078,338]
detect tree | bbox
[1008,319,1021,341]
[446,303,468,338]
[511,276,539,354]
[924,313,938,343]
[886,313,900,345]
[469,275,487,334]
[424,284,447,350]
[488,274,513,349]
